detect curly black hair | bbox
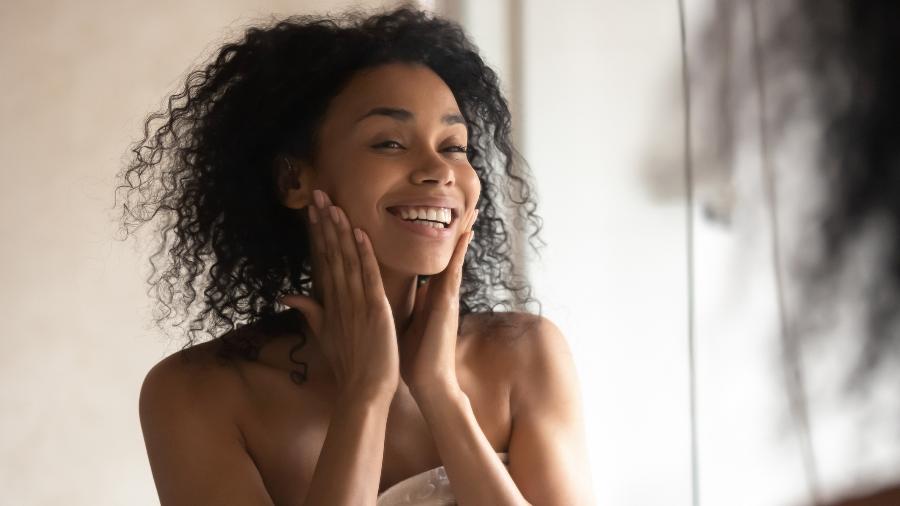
[114,4,545,369]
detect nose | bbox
[411,149,455,186]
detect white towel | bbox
[376,452,510,506]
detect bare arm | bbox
[302,388,392,505]
[139,355,393,506]
[507,315,597,505]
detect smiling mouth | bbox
[385,208,455,237]
[386,207,455,229]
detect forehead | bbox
[321,62,463,128]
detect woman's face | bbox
[308,62,481,276]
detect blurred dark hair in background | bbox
[695,1,899,503]
[698,0,899,394]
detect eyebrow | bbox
[354,106,466,127]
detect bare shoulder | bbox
[463,310,557,355]
[460,311,555,386]
[140,309,305,410]
[138,339,250,461]
[499,313,596,504]
[138,339,273,505]
[140,339,247,414]
[463,310,544,345]
[472,313,578,418]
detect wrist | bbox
[415,383,469,423]
[337,382,396,409]
[410,378,463,405]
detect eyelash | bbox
[374,140,468,153]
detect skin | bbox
[139,62,596,505]
[279,62,481,341]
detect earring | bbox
[284,157,301,189]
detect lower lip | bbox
[387,211,455,239]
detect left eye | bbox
[445,145,468,153]
[374,140,404,149]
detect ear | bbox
[274,156,316,210]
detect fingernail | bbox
[469,231,475,243]
[354,228,363,243]
[314,189,324,208]
[308,205,318,224]
[329,206,340,224]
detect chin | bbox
[380,253,451,278]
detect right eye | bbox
[373,140,404,150]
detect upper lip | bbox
[386,196,462,221]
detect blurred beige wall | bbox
[0,1,409,503]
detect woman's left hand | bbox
[399,207,479,399]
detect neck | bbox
[377,263,419,337]
[308,260,419,338]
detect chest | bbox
[234,345,513,504]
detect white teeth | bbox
[397,206,451,225]
[407,219,444,229]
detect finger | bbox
[452,208,478,276]
[333,206,366,320]
[279,293,323,339]
[311,192,341,332]
[464,207,478,232]
[433,209,474,296]
[322,194,352,322]
[454,207,476,263]
[453,226,471,275]
[304,201,336,359]
[355,227,389,311]
[307,203,331,308]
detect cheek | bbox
[320,167,383,220]
[338,199,377,231]
[463,167,482,203]
[338,186,389,231]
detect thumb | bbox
[278,294,323,337]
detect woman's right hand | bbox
[279,189,400,402]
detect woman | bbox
[119,5,596,505]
